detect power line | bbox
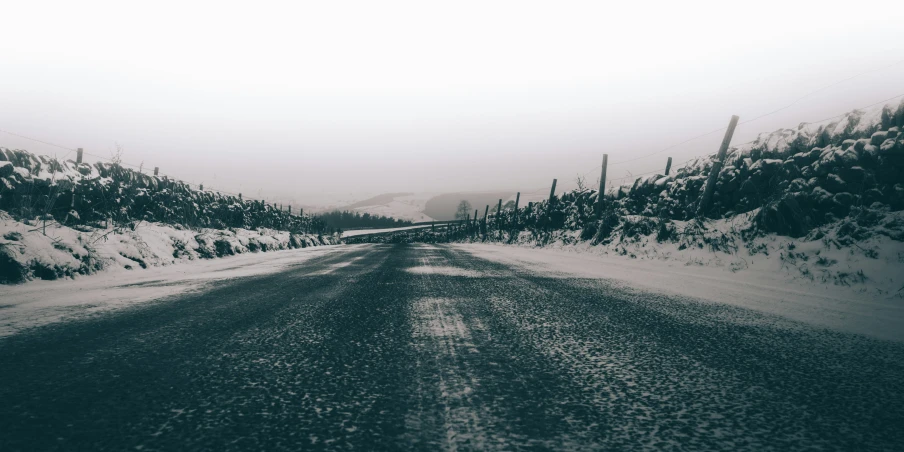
[577,60,904,172]
[576,89,904,193]
[738,59,904,127]
[577,90,904,187]
[800,92,904,127]
[0,128,76,158]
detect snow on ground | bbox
[456,241,904,342]
[352,193,436,223]
[0,244,349,337]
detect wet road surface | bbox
[1,243,903,451]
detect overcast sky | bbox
[2,0,903,206]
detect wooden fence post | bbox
[514,192,520,211]
[597,154,608,217]
[76,148,83,164]
[664,157,673,176]
[548,178,558,206]
[154,167,159,176]
[698,115,740,217]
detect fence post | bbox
[514,192,520,211]
[76,148,83,164]
[698,115,740,217]
[597,154,608,217]
[154,167,159,176]
[66,188,77,224]
[664,157,673,176]
[548,178,558,206]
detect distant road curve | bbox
[342,223,448,237]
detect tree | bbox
[455,200,472,220]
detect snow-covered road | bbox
[1,243,902,450]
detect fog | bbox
[2,0,903,207]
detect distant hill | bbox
[344,192,413,209]
[334,191,520,222]
[423,191,516,220]
[338,192,435,223]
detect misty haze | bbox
[2,1,904,451]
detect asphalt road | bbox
[2,243,903,451]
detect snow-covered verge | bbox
[500,207,904,297]
[456,242,904,342]
[0,211,340,284]
[0,244,351,337]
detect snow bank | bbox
[0,244,352,337]
[493,208,904,299]
[0,211,340,284]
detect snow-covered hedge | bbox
[0,151,347,284]
[0,149,332,234]
[0,212,339,284]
